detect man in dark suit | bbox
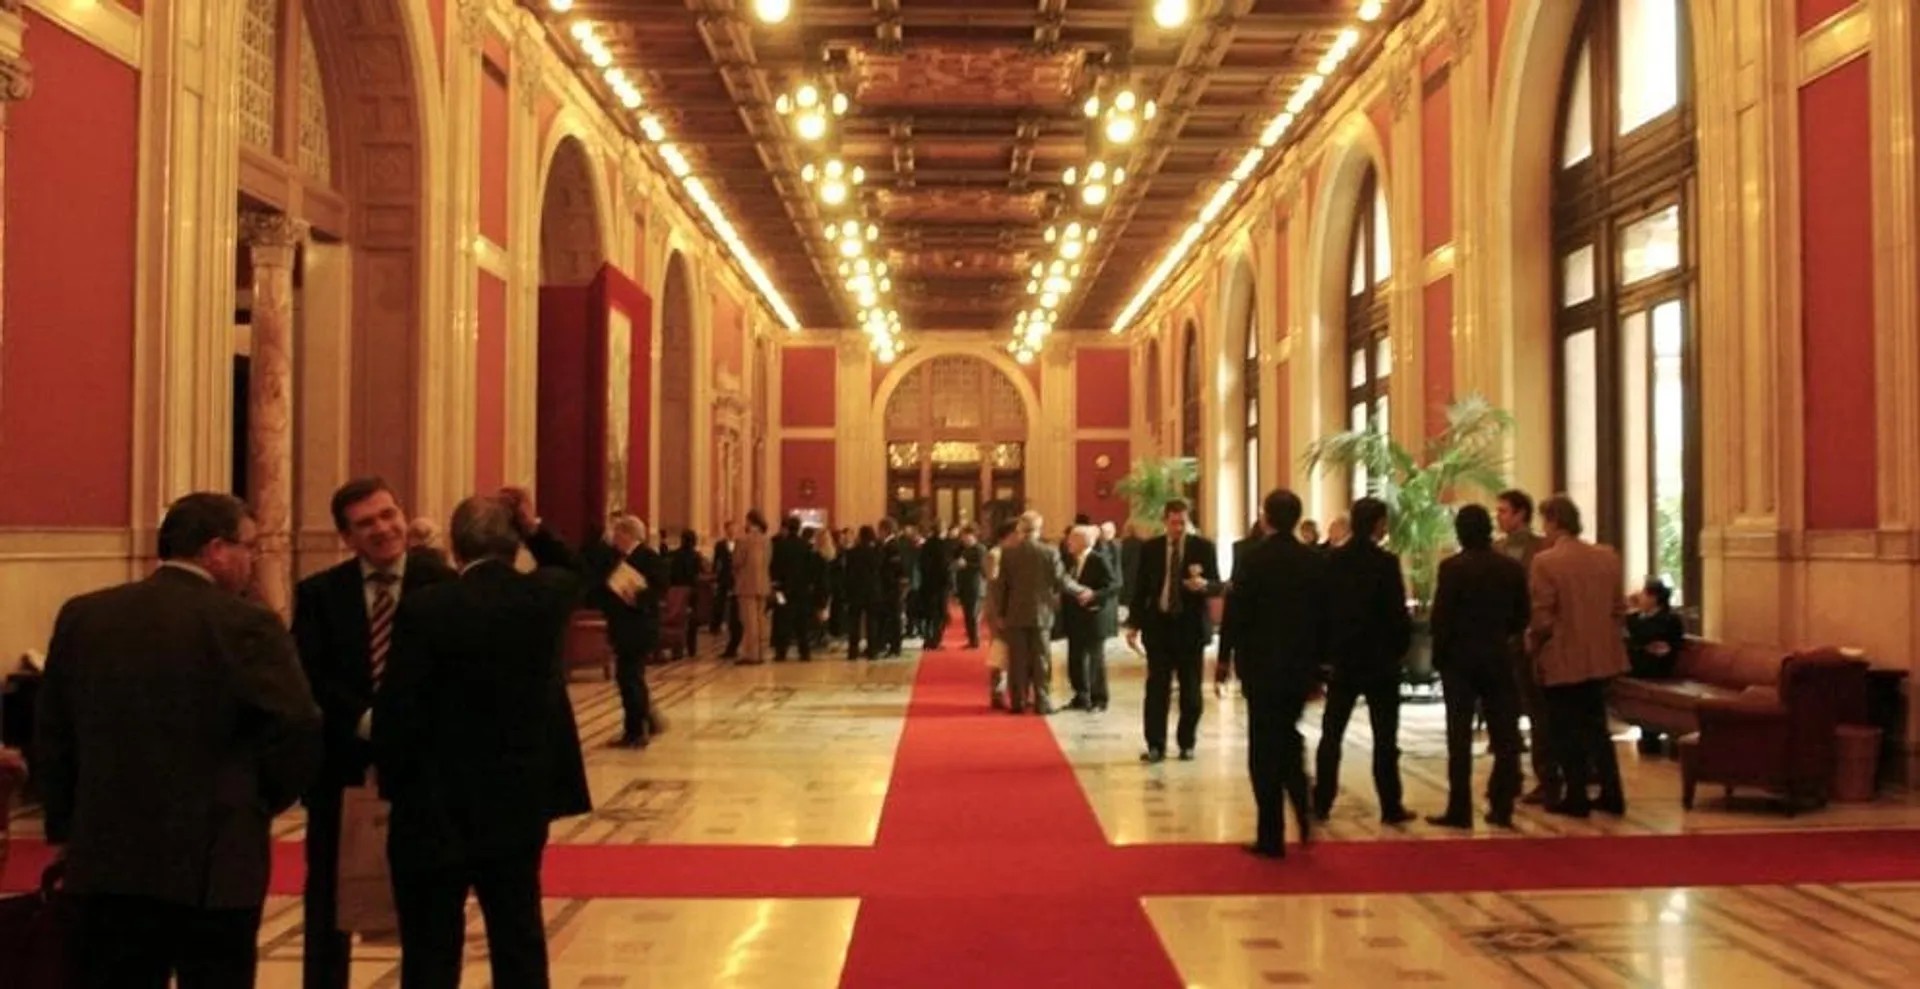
[291,477,456,989]
[593,515,668,747]
[1227,489,1327,858]
[1059,524,1120,711]
[917,522,953,649]
[1313,496,1416,825]
[373,489,592,989]
[841,526,883,659]
[711,520,737,644]
[1124,499,1222,761]
[1216,519,1267,687]
[37,492,322,987]
[1427,504,1528,829]
[951,525,987,648]
[876,518,907,657]
[997,511,1092,714]
[769,515,819,662]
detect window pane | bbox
[1372,185,1393,284]
[1561,39,1594,167]
[1375,337,1393,379]
[1561,329,1600,538]
[1618,0,1681,135]
[1620,205,1682,284]
[1350,349,1367,389]
[1246,436,1260,528]
[1562,245,1596,307]
[1651,300,1688,602]
[1374,396,1389,437]
[1350,229,1367,297]
[1350,402,1369,500]
[1621,309,1652,587]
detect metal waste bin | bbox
[1833,724,1883,802]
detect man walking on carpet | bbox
[995,511,1092,714]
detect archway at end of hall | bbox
[656,250,696,537]
[878,353,1035,534]
[535,134,610,544]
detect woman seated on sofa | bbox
[1625,578,1687,678]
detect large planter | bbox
[1401,615,1440,700]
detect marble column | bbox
[240,211,309,619]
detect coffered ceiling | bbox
[545,0,1396,332]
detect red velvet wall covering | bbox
[1798,57,1878,530]
[1074,349,1130,429]
[474,273,508,490]
[1797,0,1856,33]
[1421,70,1452,253]
[781,347,836,428]
[1423,278,1455,438]
[478,58,510,247]
[780,440,835,520]
[536,286,600,543]
[1075,440,1129,522]
[0,16,139,526]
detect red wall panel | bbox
[1799,58,1878,530]
[0,16,139,526]
[536,91,560,156]
[1797,0,1855,33]
[427,0,447,76]
[780,439,835,520]
[1075,440,1129,523]
[1074,348,1130,429]
[781,346,836,428]
[536,286,601,543]
[474,273,508,491]
[478,59,510,247]
[1421,72,1452,253]
[1423,277,1455,439]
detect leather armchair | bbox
[1681,650,1868,811]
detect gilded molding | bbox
[0,55,29,101]
[1422,243,1455,283]
[456,0,487,51]
[1387,42,1416,119]
[1798,2,1870,84]
[1447,0,1477,58]
[238,211,310,254]
[514,30,544,109]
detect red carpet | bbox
[834,638,1185,988]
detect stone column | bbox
[240,211,309,619]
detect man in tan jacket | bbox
[733,510,773,664]
[1525,494,1628,818]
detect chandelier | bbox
[801,158,865,209]
[775,78,850,144]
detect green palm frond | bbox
[1300,395,1514,605]
[1115,457,1200,532]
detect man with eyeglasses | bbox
[35,491,322,986]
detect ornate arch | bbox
[872,344,1040,441]
[535,109,616,281]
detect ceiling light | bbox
[1081,184,1110,206]
[1152,0,1190,29]
[1104,115,1138,144]
[639,114,666,142]
[1358,0,1384,22]
[753,0,792,24]
[569,21,593,41]
[548,0,573,11]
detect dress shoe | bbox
[1424,812,1472,830]
[1594,796,1627,816]
[1380,807,1417,826]
[1520,785,1557,806]
[1178,748,1195,761]
[990,694,1007,710]
[1033,704,1055,715]
[1242,843,1284,859]
[1545,801,1591,819]
[1065,697,1090,711]
[1140,748,1166,764]
[1091,703,1108,713]
[1484,811,1516,829]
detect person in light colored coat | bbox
[1526,494,1629,818]
[733,510,773,664]
[995,511,1092,714]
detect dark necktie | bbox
[1162,538,1183,614]
[367,571,398,685]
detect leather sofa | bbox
[1677,650,1869,810]
[1609,638,1800,739]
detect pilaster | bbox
[506,17,543,487]
[239,211,309,619]
[836,335,874,525]
[1385,31,1422,448]
[1448,0,1493,406]
[1037,340,1074,528]
[440,0,485,508]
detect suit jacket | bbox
[1097,539,1125,597]
[595,544,668,654]
[1218,532,1266,653]
[1528,536,1629,687]
[842,542,882,605]
[770,534,820,607]
[713,538,736,591]
[1497,528,1544,570]
[1124,533,1222,652]
[35,567,322,908]
[918,536,953,592]
[1058,549,1118,639]
[1430,547,1530,673]
[293,547,456,790]
[952,543,986,601]
[1226,534,1329,696]
[374,528,592,866]
[734,529,771,597]
[879,536,908,603]
[995,538,1088,630]
[1323,540,1413,685]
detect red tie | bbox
[368,572,398,685]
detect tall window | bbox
[1345,164,1391,500]
[1181,323,1203,514]
[1553,0,1697,605]
[1243,308,1261,525]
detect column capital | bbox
[1446,0,1478,59]
[239,211,310,258]
[0,0,31,103]
[455,0,487,51]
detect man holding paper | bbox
[597,515,668,747]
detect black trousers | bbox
[957,593,981,645]
[921,588,950,647]
[614,646,653,740]
[710,586,732,634]
[302,787,352,989]
[391,843,548,989]
[721,596,744,655]
[1544,678,1624,809]
[1065,629,1109,706]
[1440,663,1523,818]
[1511,649,1560,793]
[1313,676,1405,816]
[843,601,874,658]
[877,594,904,653]
[772,603,814,660]
[1245,686,1312,850]
[77,893,261,989]
[1141,628,1203,752]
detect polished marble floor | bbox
[17,633,1920,987]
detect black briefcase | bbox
[0,863,76,988]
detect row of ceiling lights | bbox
[1108,0,1384,334]
[544,0,803,331]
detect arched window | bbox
[1345,164,1391,499]
[1181,322,1203,513]
[1243,307,1261,525]
[1553,0,1697,604]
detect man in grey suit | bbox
[994,510,1092,714]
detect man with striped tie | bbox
[292,477,455,989]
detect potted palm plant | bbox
[1301,395,1515,685]
[1114,456,1200,534]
